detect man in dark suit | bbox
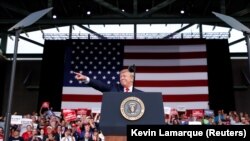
[74,69,142,92]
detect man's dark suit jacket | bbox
[88,78,143,92]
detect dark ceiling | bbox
[0,0,250,32]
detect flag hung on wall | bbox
[62,40,209,110]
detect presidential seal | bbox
[120,96,145,121]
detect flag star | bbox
[66,41,124,89]
[117,71,120,74]
[117,81,120,84]
[72,42,76,45]
[79,71,83,73]
[72,50,75,54]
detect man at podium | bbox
[74,69,142,93]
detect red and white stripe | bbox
[62,43,209,110]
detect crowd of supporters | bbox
[0,110,103,141]
[165,110,250,125]
[0,109,249,141]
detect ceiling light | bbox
[87,11,91,15]
[52,15,57,19]
[146,9,149,12]
[122,9,125,12]
[180,10,185,14]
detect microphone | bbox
[128,64,135,72]
[128,64,136,92]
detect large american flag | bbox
[62,40,209,110]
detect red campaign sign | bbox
[63,109,76,122]
[77,108,92,116]
[192,109,204,117]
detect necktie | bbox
[125,88,129,92]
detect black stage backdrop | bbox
[0,59,7,114]
[38,40,65,111]
[206,39,235,112]
[38,39,235,112]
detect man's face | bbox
[120,71,133,88]
[0,128,3,135]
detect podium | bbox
[99,92,165,141]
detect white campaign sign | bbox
[11,115,22,125]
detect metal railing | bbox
[43,32,229,40]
